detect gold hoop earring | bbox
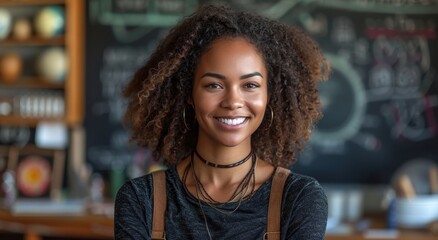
[267,106,274,129]
[183,106,192,130]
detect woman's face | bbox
[192,37,268,148]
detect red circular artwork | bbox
[16,155,51,197]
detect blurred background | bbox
[0,0,437,239]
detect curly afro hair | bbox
[124,4,329,167]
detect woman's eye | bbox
[206,83,222,89]
[245,83,259,89]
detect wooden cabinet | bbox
[0,0,84,126]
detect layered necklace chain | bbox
[181,150,257,239]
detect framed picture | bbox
[9,145,65,200]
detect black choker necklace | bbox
[194,149,252,168]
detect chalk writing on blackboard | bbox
[89,0,194,42]
[92,47,148,122]
[313,53,367,146]
[113,0,148,12]
[90,0,197,26]
[87,44,159,169]
[294,5,438,170]
[316,0,438,14]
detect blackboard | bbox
[287,2,438,184]
[84,0,438,184]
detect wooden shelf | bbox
[0,0,85,126]
[0,0,65,6]
[0,36,65,46]
[0,116,65,126]
[0,78,65,89]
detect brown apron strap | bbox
[152,171,167,240]
[264,167,291,240]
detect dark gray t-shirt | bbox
[115,166,327,239]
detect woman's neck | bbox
[193,142,253,187]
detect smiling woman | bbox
[116,4,330,240]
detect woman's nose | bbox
[220,87,244,110]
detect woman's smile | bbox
[216,117,247,126]
[214,116,250,130]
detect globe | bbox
[36,47,67,83]
[0,8,11,39]
[34,6,65,38]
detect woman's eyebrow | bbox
[240,72,263,80]
[200,72,263,80]
[200,72,225,80]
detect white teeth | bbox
[218,117,246,125]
